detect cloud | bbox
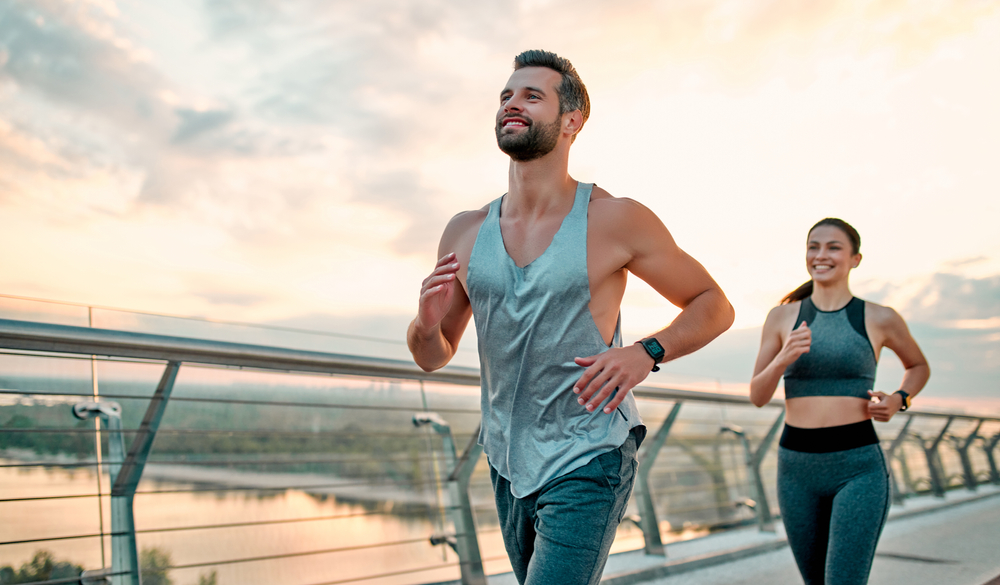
[1,0,999,351]
[863,272,1000,323]
[172,108,235,144]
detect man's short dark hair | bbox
[513,50,590,135]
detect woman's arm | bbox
[868,305,930,421]
[750,305,810,407]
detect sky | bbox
[1,0,998,409]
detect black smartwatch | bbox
[636,338,665,372]
[894,390,911,411]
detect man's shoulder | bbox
[440,203,492,248]
[588,186,664,230]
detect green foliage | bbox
[140,547,173,585]
[0,388,439,487]
[197,569,218,585]
[0,550,82,584]
[0,409,94,458]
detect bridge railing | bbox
[1,310,997,585]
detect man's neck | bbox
[505,149,578,217]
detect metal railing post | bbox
[674,438,732,527]
[72,401,136,585]
[114,361,180,585]
[721,409,784,532]
[414,413,486,585]
[885,416,914,504]
[921,416,954,497]
[952,420,984,491]
[633,402,682,556]
[982,433,1000,485]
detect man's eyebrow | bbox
[499,86,548,98]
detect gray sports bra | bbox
[783,296,877,400]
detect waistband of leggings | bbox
[779,419,880,453]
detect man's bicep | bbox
[439,281,473,350]
[626,223,721,309]
[615,200,723,307]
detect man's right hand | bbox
[414,252,461,334]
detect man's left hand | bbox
[573,345,655,414]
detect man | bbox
[407,50,734,584]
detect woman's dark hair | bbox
[780,218,861,304]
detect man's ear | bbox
[563,110,584,137]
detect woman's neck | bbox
[810,282,854,311]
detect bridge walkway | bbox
[447,485,1000,585]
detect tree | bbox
[139,547,173,585]
[0,550,82,584]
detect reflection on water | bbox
[0,459,720,585]
[0,461,490,585]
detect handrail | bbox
[0,317,774,408]
[0,317,762,407]
[0,317,481,386]
[3,317,998,420]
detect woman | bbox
[750,218,930,584]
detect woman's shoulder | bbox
[859,298,906,328]
[764,301,801,331]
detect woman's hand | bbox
[868,391,903,422]
[775,321,811,367]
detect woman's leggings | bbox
[776,420,891,585]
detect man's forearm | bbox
[652,288,734,363]
[407,318,455,372]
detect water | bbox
[0,457,673,585]
[0,461,487,585]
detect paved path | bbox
[601,486,1000,585]
[435,486,1000,585]
[631,492,1000,585]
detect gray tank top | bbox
[783,296,877,399]
[467,182,642,497]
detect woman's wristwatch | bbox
[894,390,911,411]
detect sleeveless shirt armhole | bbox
[795,297,816,328]
[847,297,878,362]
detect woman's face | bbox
[806,225,861,285]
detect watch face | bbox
[644,338,665,360]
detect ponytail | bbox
[781,280,813,305]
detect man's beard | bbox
[496,115,561,161]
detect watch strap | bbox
[636,338,665,373]
[894,390,911,411]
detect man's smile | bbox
[501,116,529,129]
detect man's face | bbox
[496,67,564,161]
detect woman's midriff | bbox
[785,396,872,429]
